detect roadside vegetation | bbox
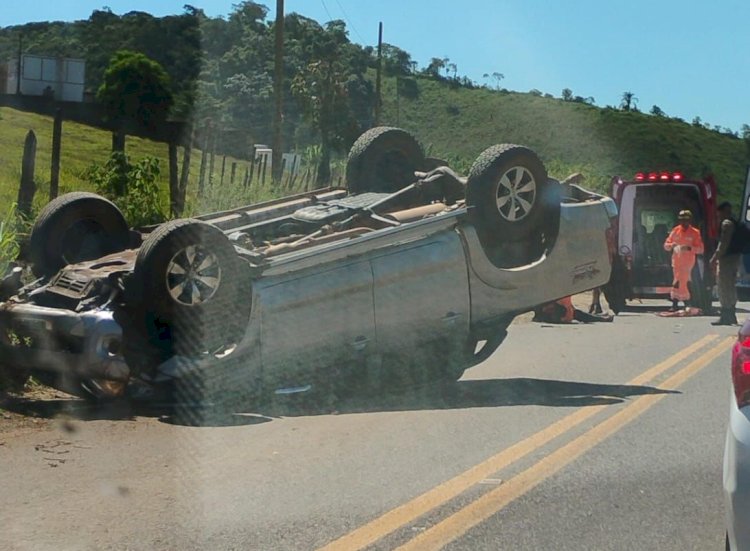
[1,4,746,205]
[0,202,19,276]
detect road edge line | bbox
[317,333,719,551]
[395,336,734,551]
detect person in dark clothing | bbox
[710,202,741,325]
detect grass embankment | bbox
[0,107,323,221]
[380,77,748,201]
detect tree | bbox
[97,50,174,133]
[447,62,458,80]
[650,105,665,117]
[381,43,413,76]
[290,21,357,185]
[561,88,573,101]
[620,91,638,111]
[425,57,446,78]
[483,72,504,90]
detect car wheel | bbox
[466,144,558,243]
[126,219,250,368]
[346,126,425,194]
[29,192,130,277]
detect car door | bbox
[258,260,375,392]
[370,230,470,382]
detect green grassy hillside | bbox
[1,78,748,219]
[379,77,748,203]
[0,107,326,220]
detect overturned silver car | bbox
[0,127,617,403]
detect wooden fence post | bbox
[18,130,37,217]
[177,124,194,216]
[49,108,62,201]
[208,130,217,187]
[220,155,226,186]
[230,162,237,186]
[198,121,211,196]
[111,127,125,153]
[168,142,179,217]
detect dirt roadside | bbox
[0,383,78,436]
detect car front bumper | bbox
[0,303,129,382]
[724,395,750,550]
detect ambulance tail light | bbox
[633,171,686,183]
[732,327,750,408]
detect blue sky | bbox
[2,1,748,132]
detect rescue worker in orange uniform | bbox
[663,210,705,310]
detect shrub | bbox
[0,202,20,276]
[82,152,166,227]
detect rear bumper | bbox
[724,397,750,550]
[0,303,129,382]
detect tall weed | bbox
[82,152,167,227]
[0,202,20,276]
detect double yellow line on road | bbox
[318,333,730,551]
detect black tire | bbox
[29,192,130,277]
[466,144,556,243]
[126,220,250,372]
[346,127,425,194]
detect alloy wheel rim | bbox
[495,166,537,222]
[165,245,221,306]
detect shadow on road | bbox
[1,377,677,428]
[263,377,678,418]
[0,392,274,428]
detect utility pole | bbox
[16,32,22,95]
[271,0,284,184]
[374,22,383,126]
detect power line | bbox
[333,0,366,44]
[319,0,334,22]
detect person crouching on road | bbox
[709,201,741,325]
[663,210,704,311]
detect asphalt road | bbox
[0,301,740,551]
